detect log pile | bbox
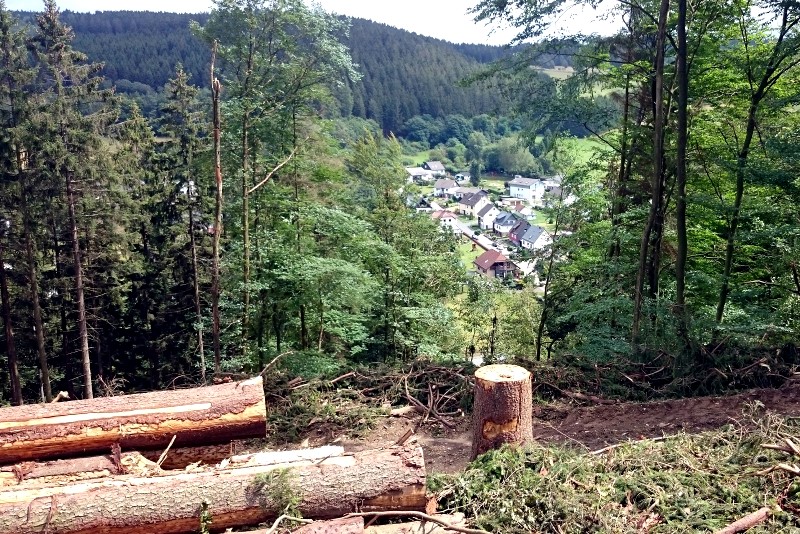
[0,377,431,534]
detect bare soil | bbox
[341,380,800,474]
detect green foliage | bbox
[253,468,301,517]
[431,411,800,533]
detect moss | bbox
[253,468,302,518]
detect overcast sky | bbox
[5,0,619,45]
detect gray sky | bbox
[5,0,618,45]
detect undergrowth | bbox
[430,407,800,533]
[263,355,475,444]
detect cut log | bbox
[471,364,533,459]
[0,377,266,464]
[291,516,364,533]
[0,445,427,534]
[0,446,346,488]
[140,442,248,470]
[365,514,466,533]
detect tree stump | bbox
[471,364,533,459]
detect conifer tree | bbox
[28,0,118,398]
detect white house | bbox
[405,167,436,184]
[492,211,517,236]
[454,172,471,183]
[477,204,500,231]
[458,191,490,218]
[431,210,460,234]
[433,178,459,198]
[520,225,552,251]
[508,176,545,205]
[423,161,447,177]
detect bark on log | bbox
[714,506,772,534]
[471,364,533,459]
[0,445,426,534]
[0,377,266,464]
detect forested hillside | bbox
[11,10,515,132]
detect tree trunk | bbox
[293,517,364,534]
[675,0,690,352]
[188,198,205,383]
[632,0,670,344]
[210,42,223,374]
[0,235,22,405]
[22,196,52,402]
[471,364,533,459]
[0,445,427,534]
[0,377,266,464]
[65,170,93,399]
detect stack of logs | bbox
[0,377,430,534]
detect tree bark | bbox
[210,42,223,374]
[0,445,427,534]
[0,377,266,464]
[0,235,22,405]
[65,170,93,399]
[471,364,533,459]
[632,0,670,344]
[675,0,690,352]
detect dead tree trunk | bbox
[471,364,533,459]
[0,445,427,534]
[0,377,266,464]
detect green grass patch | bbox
[430,408,800,533]
[458,241,482,267]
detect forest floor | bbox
[312,377,800,474]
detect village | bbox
[405,160,574,283]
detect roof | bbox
[494,211,517,226]
[425,161,446,172]
[406,167,432,176]
[508,176,541,188]
[431,210,457,220]
[510,219,531,237]
[477,204,497,218]
[434,179,458,189]
[460,191,488,208]
[474,249,508,271]
[456,187,482,195]
[522,225,547,244]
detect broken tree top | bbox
[0,377,267,464]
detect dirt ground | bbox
[340,379,800,474]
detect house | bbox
[507,175,545,205]
[544,185,577,206]
[423,161,447,177]
[458,191,490,218]
[433,178,459,198]
[414,196,434,213]
[454,172,471,183]
[514,203,533,217]
[520,225,552,251]
[453,186,483,200]
[474,249,519,280]
[509,219,531,247]
[477,204,500,230]
[405,167,435,184]
[431,210,460,234]
[492,211,517,236]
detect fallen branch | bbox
[345,511,489,534]
[589,435,675,456]
[266,514,312,534]
[260,351,295,377]
[713,506,771,534]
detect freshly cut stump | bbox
[471,364,533,459]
